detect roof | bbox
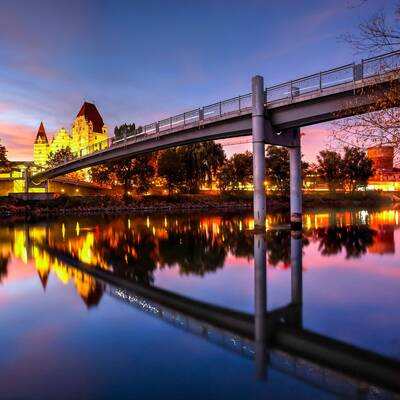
[34,122,48,144]
[76,102,104,133]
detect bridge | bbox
[31,50,400,228]
[35,230,400,398]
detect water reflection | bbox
[1,209,400,397]
[0,209,399,308]
[254,232,267,380]
[253,230,399,397]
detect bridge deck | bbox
[30,50,400,184]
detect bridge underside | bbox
[31,75,399,185]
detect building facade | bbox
[33,101,108,168]
[367,146,400,191]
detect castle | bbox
[34,102,108,168]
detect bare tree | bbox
[341,9,400,54]
[332,3,400,160]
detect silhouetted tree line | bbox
[43,216,379,286]
[89,124,374,194]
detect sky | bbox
[0,0,397,161]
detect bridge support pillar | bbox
[289,131,302,229]
[252,75,266,229]
[24,169,29,193]
[254,232,268,379]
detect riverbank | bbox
[0,191,398,217]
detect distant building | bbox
[33,101,108,167]
[367,146,400,191]
[0,102,110,196]
[33,122,49,167]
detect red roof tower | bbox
[76,102,104,133]
[34,122,48,143]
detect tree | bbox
[0,255,9,283]
[114,123,137,141]
[218,151,253,191]
[316,150,344,192]
[91,164,114,186]
[0,141,11,172]
[47,147,76,168]
[110,155,155,195]
[333,3,400,159]
[173,142,225,193]
[158,148,185,194]
[197,141,226,187]
[342,147,374,192]
[341,6,400,54]
[265,146,290,192]
[218,161,235,192]
[130,154,156,194]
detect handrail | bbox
[37,50,400,172]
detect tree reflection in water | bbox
[0,211,395,304]
[0,255,9,283]
[46,214,381,284]
[313,226,376,259]
[98,228,158,285]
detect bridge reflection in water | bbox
[29,227,399,399]
[1,212,400,398]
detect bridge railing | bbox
[46,50,400,170]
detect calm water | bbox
[0,209,400,399]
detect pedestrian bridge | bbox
[31,50,400,185]
[30,50,400,230]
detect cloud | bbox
[0,122,36,161]
[301,124,333,162]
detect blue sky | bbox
[0,0,396,160]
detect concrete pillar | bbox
[291,230,303,327]
[254,232,268,380]
[252,76,266,228]
[24,169,29,193]
[289,131,302,229]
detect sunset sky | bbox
[0,0,396,161]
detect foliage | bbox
[91,164,114,186]
[158,149,185,194]
[0,141,11,172]
[158,142,225,194]
[129,154,156,194]
[342,146,374,192]
[196,141,226,187]
[316,148,373,192]
[316,150,344,192]
[218,151,253,192]
[110,154,156,194]
[177,142,225,192]
[265,146,290,192]
[47,147,76,168]
[114,123,137,140]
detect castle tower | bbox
[71,102,108,155]
[33,122,49,167]
[49,127,72,155]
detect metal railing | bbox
[47,50,400,168]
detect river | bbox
[0,209,399,399]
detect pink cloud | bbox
[301,124,332,162]
[0,122,36,161]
